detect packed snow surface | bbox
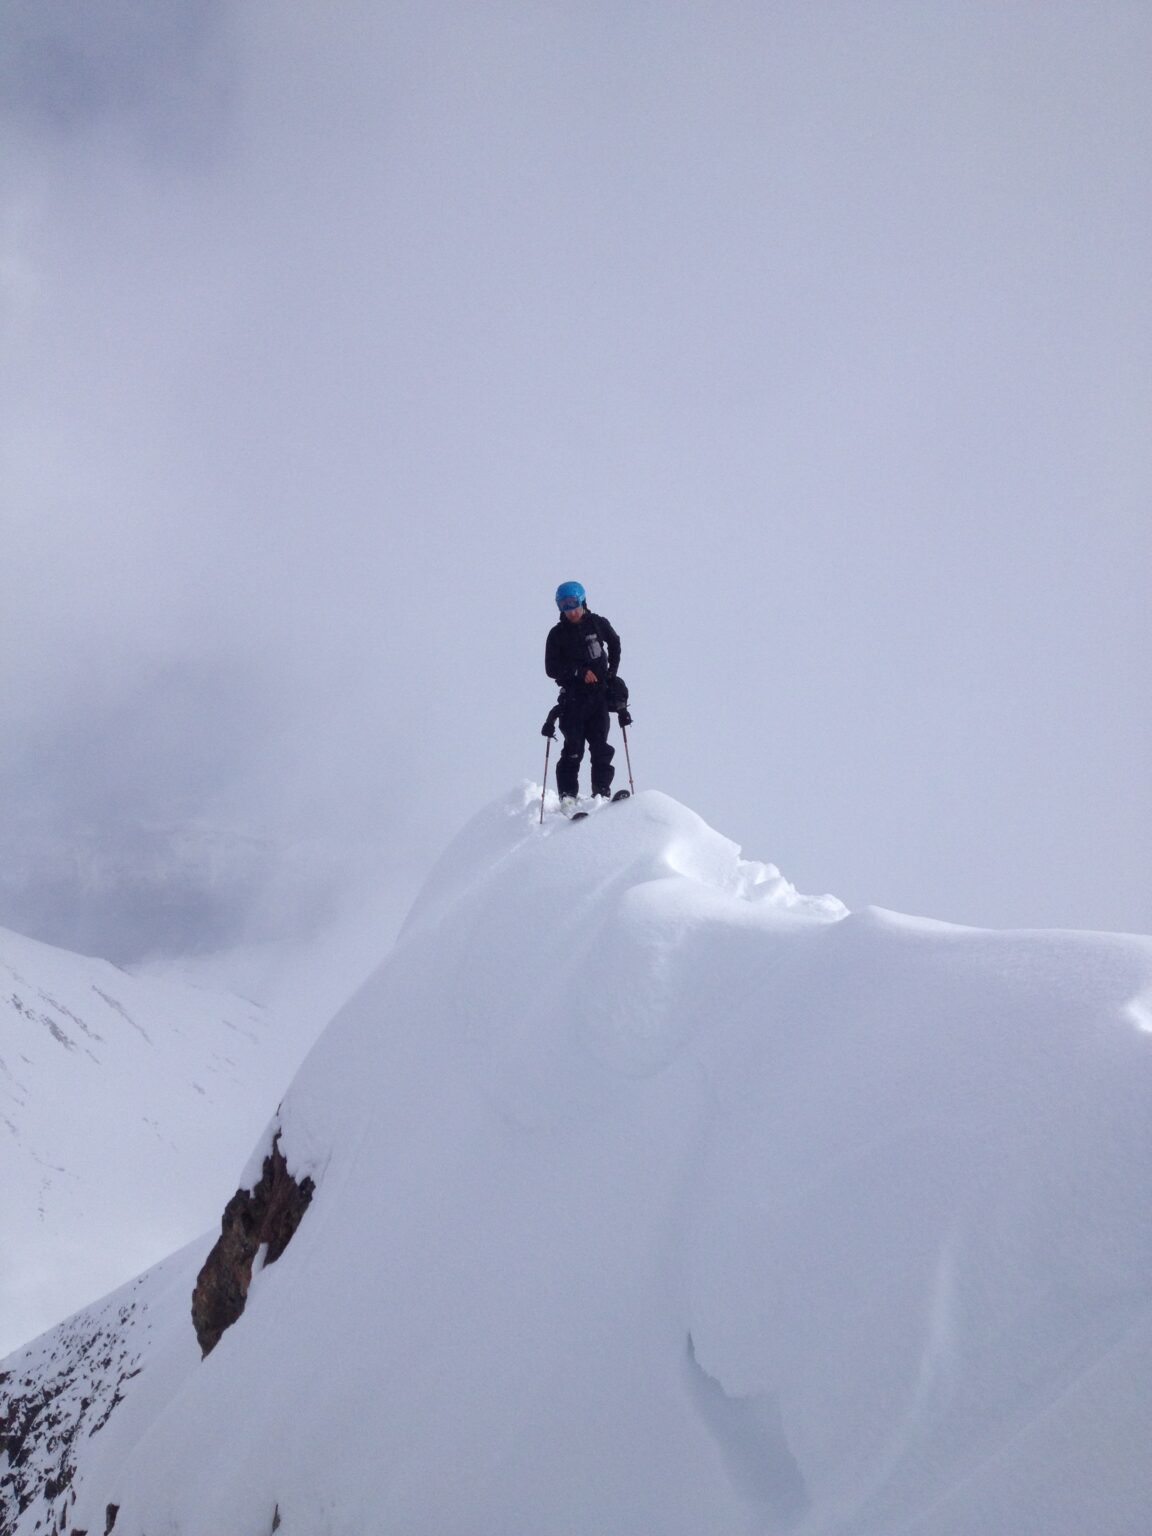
[12,787,1152,1535]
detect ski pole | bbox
[540,734,552,824]
[621,723,635,793]
[539,703,562,823]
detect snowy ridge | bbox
[5,787,1152,1535]
[0,924,315,1359]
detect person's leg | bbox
[586,698,615,797]
[556,703,587,800]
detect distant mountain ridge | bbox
[0,817,351,963]
[0,920,317,1360]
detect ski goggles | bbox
[558,596,584,612]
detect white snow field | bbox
[4,786,1152,1535]
[0,923,316,1359]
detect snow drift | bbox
[4,786,1152,1536]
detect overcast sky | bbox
[2,0,1149,943]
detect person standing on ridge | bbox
[545,581,622,813]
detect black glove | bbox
[618,709,632,727]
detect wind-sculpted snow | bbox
[8,787,1152,1535]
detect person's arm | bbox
[602,618,621,679]
[546,628,582,686]
[545,628,561,681]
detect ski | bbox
[569,789,630,822]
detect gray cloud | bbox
[2,0,1149,956]
[0,0,236,165]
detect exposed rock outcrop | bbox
[0,1292,145,1536]
[191,1133,315,1357]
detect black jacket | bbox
[545,610,621,692]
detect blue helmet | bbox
[555,580,586,611]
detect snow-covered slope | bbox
[5,786,1151,1536]
[0,924,317,1359]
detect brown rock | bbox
[191,1132,315,1356]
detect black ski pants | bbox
[556,690,615,799]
